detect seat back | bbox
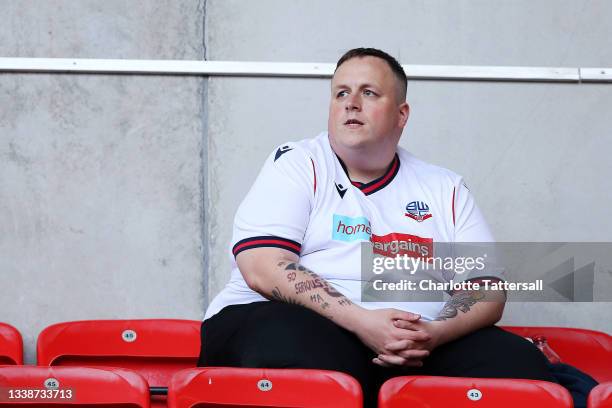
[378,376,573,408]
[0,323,23,365]
[167,367,362,408]
[37,319,201,387]
[502,326,612,382]
[0,365,149,407]
[588,382,612,408]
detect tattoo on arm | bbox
[338,298,352,306]
[271,286,304,306]
[285,263,346,298]
[272,262,353,313]
[310,293,330,309]
[435,290,485,321]
[294,278,323,294]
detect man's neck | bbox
[334,147,396,184]
[346,162,389,183]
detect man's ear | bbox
[398,102,410,127]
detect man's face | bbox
[328,56,409,153]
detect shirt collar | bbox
[335,153,400,196]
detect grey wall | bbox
[206,0,612,66]
[1,1,206,363]
[1,0,611,362]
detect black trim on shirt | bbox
[335,153,400,196]
[232,236,302,257]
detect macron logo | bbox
[274,145,293,161]
[332,214,371,242]
[335,182,347,198]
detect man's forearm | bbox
[251,259,363,332]
[430,288,505,347]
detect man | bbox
[199,48,555,406]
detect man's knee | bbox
[493,330,554,381]
[425,326,555,381]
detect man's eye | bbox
[363,89,376,96]
[336,90,348,98]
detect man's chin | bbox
[333,137,372,152]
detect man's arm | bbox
[430,286,505,344]
[237,247,432,365]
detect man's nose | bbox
[345,94,361,111]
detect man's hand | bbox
[349,308,432,367]
[375,319,444,367]
[375,287,505,368]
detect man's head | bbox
[335,48,407,103]
[328,48,410,161]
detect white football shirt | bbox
[205,132,496,320]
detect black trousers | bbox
[199,301,556,407]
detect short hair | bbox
[335,48,407,102]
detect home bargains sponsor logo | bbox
[371,232,433,258]
[332,214,372,242]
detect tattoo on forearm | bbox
[284,263,345,298]
[310,293,325,303]
[295,279,323,294]
[271,286,304,306]
[338,298,352,306]
[323,284,344,298]
[435,291,485,321]
[272,262,353,312]
[310,294,330,309]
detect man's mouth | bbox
[344,119,364,126]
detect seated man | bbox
[199,48,555,407]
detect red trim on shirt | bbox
[310,158,317,194]
[360,155,399,195]
[335,153,400,196]
[452,186,456,226]
[232,236,301,257]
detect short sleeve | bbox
[231,143,315,258]
[452,180,494,242]
[452,179,505,283]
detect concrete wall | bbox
[1,0,611,362]
[0,1,206,363]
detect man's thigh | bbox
[199,301,373,373]
[419,326,556,382]
[200,301,392,408]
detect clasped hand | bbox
[353,308,442,368]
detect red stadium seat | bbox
[167,367,362,408]
[378,376,573,408]
[0,365,149,407]
[0,323,23,365]
[37,319,201,407]
[589,382,612,408]
[502,326,612,382]
[37,319,201,386]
